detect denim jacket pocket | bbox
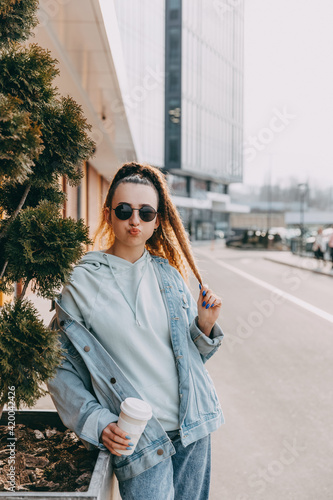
[203,367,220,410]
[62,338,85,364]
[186,364,219,420]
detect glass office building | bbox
[165,0,244,238]
[114,0,245,239]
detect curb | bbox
[264,257,333,278]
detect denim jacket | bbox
[47,254,225,481]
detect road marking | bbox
[208,258,333,325]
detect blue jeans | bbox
[118,430,211,500]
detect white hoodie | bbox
[60,248,180,431]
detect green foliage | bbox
[0,93,44,181]
[0,297,66,409]
[0,45,95,185]
[1,200,93,299]
[0,0,96,411]
[31,96,95,187]
[0,179,65,216]
[0,43,59,113]
[0,0,39,46]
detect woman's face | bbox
[104,182,160,248]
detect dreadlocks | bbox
[93,162,202,285]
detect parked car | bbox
[225,228,277,248]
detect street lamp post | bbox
[298,183,308,256]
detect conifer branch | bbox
[19,278,30,301]
[0,183,31,240]
[0,259,8,280]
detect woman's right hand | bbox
[100,422,133,456]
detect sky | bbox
[241,0,333,190]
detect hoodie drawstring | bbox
[104,253,150,327]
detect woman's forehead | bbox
[113,182,158,205]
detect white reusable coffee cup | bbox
[114,397,153,456]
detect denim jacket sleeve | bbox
[46,317,118,451]
[172,267,224,363]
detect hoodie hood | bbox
[75,247,167,269]
[76,248,151,327]
[77,248,150,272]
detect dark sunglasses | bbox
[112,203,158,222]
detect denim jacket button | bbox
[83,346,90,352]
[60,320,65,326]
[157,449,164,455]
[110,377,116,384]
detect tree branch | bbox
[0,259,8,279]
[19,278,30,301]
[0,183,31,240]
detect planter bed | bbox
[0,409,114,500]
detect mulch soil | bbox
[0,422,99,492]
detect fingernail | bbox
[210,304,214,308]
[129,442,134,446]
[199,283,202,289]
[126,436,131,439]
[206,304,210,309]
[202,290,206,297]
[126,446,132,450]
[202,301,206,307]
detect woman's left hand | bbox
[197,283,222,336]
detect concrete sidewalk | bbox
[195,238,333,278]
[264,250,333,277]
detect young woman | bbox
[47,162,225,500]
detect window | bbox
[169,138,180,162]
[168,174,188,196]
[169,69,180,92]
[170,8,179,20]
[169,28,181,60]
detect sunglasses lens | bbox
[113,204,157,221]
[115,203,132,220]
[139,206,157,222]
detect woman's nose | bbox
[129,209,140,225]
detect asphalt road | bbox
[192,244,333,500]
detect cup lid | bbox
[120,398,153,420]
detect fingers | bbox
[199,283,222,308]
[101,422,132,456]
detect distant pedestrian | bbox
[312,227,326,269]
[328,225,333,272]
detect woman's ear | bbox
[154,213,160,231]
[104,207,112,226]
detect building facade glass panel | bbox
[113,0,165,168]
[170,0,244,183]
